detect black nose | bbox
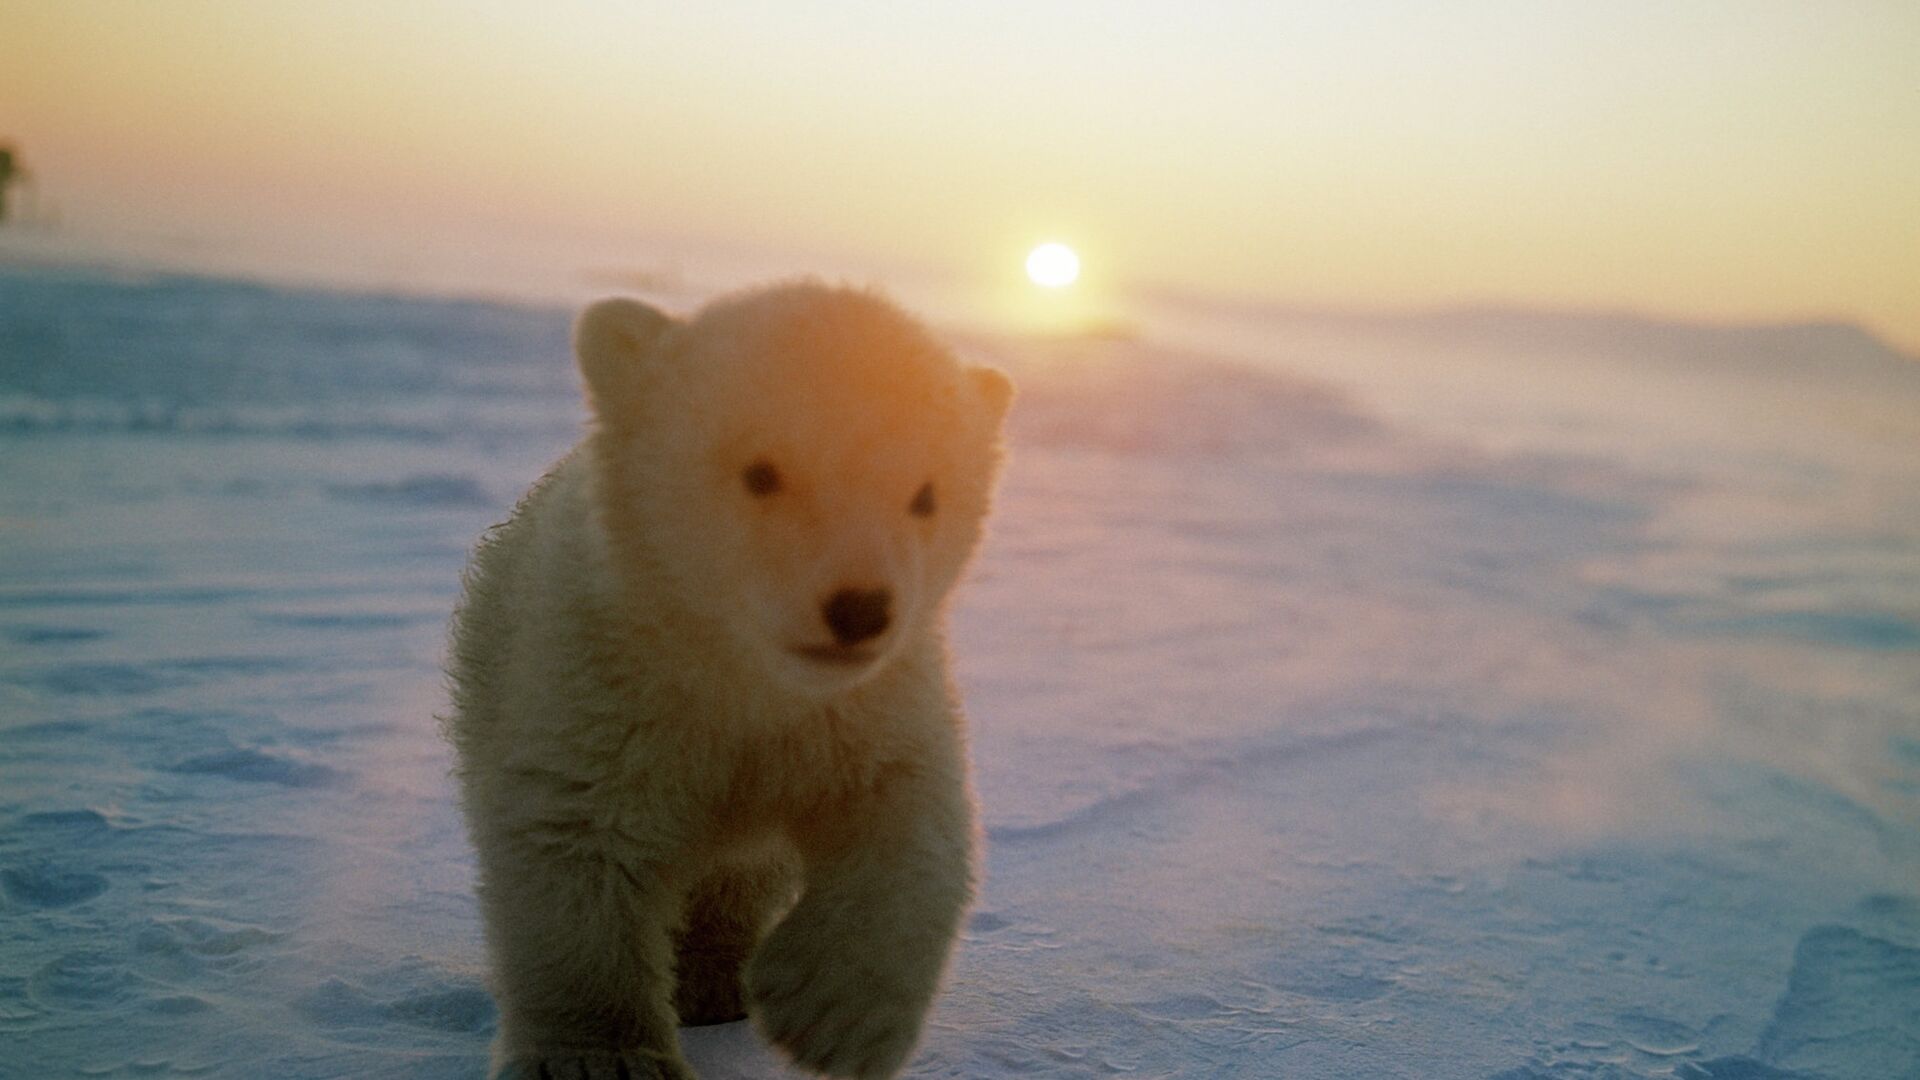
[823,588,891,646]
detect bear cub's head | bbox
[577,282,1011,697]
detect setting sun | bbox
[1026,242,1080,289]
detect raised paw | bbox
[492,1048,696,1080]
[746,927,929,1078]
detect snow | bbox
[2,261,1917,1079]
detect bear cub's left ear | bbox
[576,297,675,419]
[970,365,1014,426]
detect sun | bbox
[1025,242,1080,289]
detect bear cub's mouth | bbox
[791,643,881,667]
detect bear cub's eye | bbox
[909,481,936,518]
[742,460,783,497]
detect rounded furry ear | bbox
[575,298,673,418]
[970,365,1014,425]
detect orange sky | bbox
[4,1,1917,348]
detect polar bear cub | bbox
[445,283,1011,1080]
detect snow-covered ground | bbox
[2,263,1916,1079]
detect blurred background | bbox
[3,1,1917,344]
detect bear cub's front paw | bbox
[747,928,927,1079]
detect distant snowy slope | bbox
[1,265,1916,1079]
[0,268,576,440]
[1148,295,1920,483]
[1150,292,1920,375]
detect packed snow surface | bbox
[2,264,1917,1079]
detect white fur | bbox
[445,283,1011,1079]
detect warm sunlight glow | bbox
[1026,243,1080,289]
[5,4,1918,347]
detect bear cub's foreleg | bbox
[479,835,695,1080]
[748,762,975,1079]
[672,857,800,1027]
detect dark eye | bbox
[909,481,936,517]
[742,460,782,497]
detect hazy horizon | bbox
[5,225,1918,378]
[5,2,1918,351]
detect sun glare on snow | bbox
[1026,242,1080,289]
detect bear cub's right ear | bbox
[575,297,674,419]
